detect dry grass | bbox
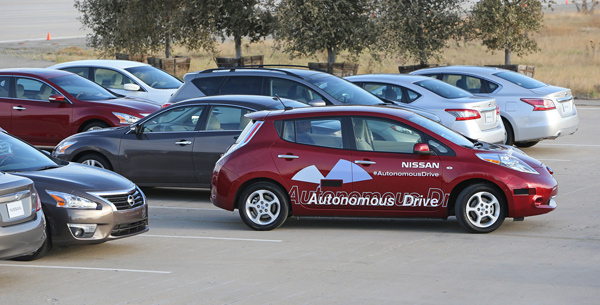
[48,11,600,98]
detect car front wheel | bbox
[455,184,506,233]
[77,153,112,170]
[239,182,289,231]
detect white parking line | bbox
[0,264,171,274]
[149,206,222,211]
[536,159,571,162]
[537,143,600,148]
[142,234,283,243]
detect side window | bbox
[206,106,253,131]
[362,83,403,103]
[94,68,134,89]
[406,88,421,102]
[220,76,263,95]
[62,67,89,78]
[442,74,484,93]
[268,78,323,104]
[143,106,204,132]
[15,78,59,101]
[0,77,10,98]
[482,79,499,93]
[352,117,422,153]
[282,118,343,149]
[191,76,226,95]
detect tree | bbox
[575,0,600,14]
[273,0,375,64]
[470,0,553,65]
[211,0,274,58]
[75,0,215,58]
[375,0,465,66]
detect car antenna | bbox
[274,94,293,110]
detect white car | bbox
[49,60,182,105]
[410,66,579,147]
[346,74,505,144]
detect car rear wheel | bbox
[77,153,112,170]
[502,118,514,146]
[455,184,506,233]
[514,141,539,148]
[239,182,289,231]
[82,121,109,132]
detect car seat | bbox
[353,119,374,151]
[456,78,468,91]
[16,84,26,99]
[111,73,123,88]
[207,115,221,130]
[36,85,53,101]
[383,87,397,101]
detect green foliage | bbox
[375,0,465,65]
[470,0,553,64]
[274,0,375,64]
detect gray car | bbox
[346,74,505,143]
[410,66,579,147]
[0,172,47,260]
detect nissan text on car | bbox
[410,65,579,147]
[211,106,557,233]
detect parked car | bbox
[0,130,148,253]
[52,95,308,188]
[410,66,579,147]
[163,67,442,122]
[0,172,47,260]
[211,105,557,233]
[49,60,183,105]
[0,68,160,148]
[346,74,505,143]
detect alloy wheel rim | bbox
[245,189,280,225]
[465,191,500,228]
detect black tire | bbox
[455,184,506,233]
[76,153,113,170]
[82,121,110,132]
[12,222,52,261]
[502,117,514,146]
[514,141,539,148]
[238,182,289,231]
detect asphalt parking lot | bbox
[0,102,598,304]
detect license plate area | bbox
[7,200,25,219]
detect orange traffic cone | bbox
[46,33,51,40]
[566,0,569,4]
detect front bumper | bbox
[507,171,558,218]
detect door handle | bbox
[355,160,376,165]
[278,155,299,159]
[175,140,192,145]
[13,106,26,110]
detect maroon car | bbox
[211,106,557,233]
[0,68,159,148]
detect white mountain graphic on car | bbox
[291,159,372,185]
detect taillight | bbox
[33,189,42,212]
[496,105,500,115]
[445,109,481,121]
[521,98,555,111]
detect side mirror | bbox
[124,83,141,91]
[48,94,66,102]
[309,100,326,107]
[130,123,143,135]
[413,143,433,155]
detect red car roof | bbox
[246,105,416,121]
[0,68,73,79]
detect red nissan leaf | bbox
[211,106,557,233]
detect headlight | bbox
[46,190,98,209]
[476,153,539,174]
[54,140,76,155]
[113,112,142,124]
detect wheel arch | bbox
[77,119,112,133]
[233,177,292,215]
[447,178,508,217]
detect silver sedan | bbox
[410,66,579,147]
[346,74,506,144]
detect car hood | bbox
[14,163,134,192]
[86,97,159,112]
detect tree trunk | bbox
[327,46,337,64]
[504,45,511,65]
[234,35,242,59]
[165,32,171,58]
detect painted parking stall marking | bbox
[0,264,171,274]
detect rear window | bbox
[414,79,471,99]
[192,76,226,95]
[493,71,547,89]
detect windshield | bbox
[125,66,182,89]
[493,71,547,89]
[408,114,474,148]
[0,133,59,171]
[307,74,382,105]
[51,74,117,101]
[414,79,472,99]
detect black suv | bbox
[166,67,385,107]
[165,67,440,121]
